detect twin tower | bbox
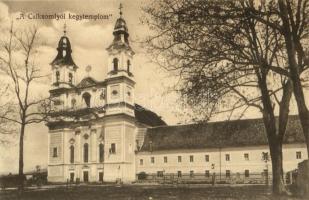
[47,7,140,183]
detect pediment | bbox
[77,77,97,88]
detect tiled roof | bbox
[140,116,304,152]
[134,104,167,127]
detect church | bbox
[46,7,308,184]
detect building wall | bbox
[136,144,308,177]
[48,123,308,183]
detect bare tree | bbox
[142,0,301,195]
[0,85,17,145]
[0,23,51,191]
[245,0,309,157]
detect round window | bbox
[112,90,118,95]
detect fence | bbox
[136,172,272,185]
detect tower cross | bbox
[63,22,67,36]
[119,3,123,17]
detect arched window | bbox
[70,145,74,163]
[84,143,89,163]
[68,73,73,84]
[56,71,60,83]
[71,98,76,108]
[127,60,131,73]
[82,92,91,108]
[99,144,104,163]
[113,58,118,71]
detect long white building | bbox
[46,7,307,184]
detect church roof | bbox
[135,104,167,127]
[140,115,305,152]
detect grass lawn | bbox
[0,184,305,200]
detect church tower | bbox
[51,24,78,88]
[102,4,137,182]
[106,3,134,78]
[105,4,135,117]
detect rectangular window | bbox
[83,144,89,163]
[53,147,58,157]
[99,144,104,163]
[262,152,269,161]
[164,156,168,163]
[151,157,155,164]
[226,170,231,178]
[157,171,163,177]
[190,155,194,162]
[205,170,210,178]
[140,159,143,165]
[177,171,182,178]
[205,155,209,162]
[178,156,182,163]
[190,170,194,178]
[244,153,249,161]
[225,154,230,161]
[110,143,116,154]
[245,170,250,178]
[296,151,302,159]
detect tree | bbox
[0,23,51,191]
[0,85,17,144]
[246,0,309,157]
[142,0,300,195]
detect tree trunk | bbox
[278,0,309,157]
[18,123,25,192]
[293,85,309,157]
[269,142,287,195]
[259,74,288,195]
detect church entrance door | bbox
[70,172,74,182]
[99,172,103,182]
[83,171,89,182]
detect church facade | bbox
[47,10,166,183]
[47,9,308,184]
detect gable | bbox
[77,77,98,88]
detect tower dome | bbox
[51,29,77,68]
[114,17,128,33]
[107,3,134,52]
[50,24,78,87]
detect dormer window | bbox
[113,58,118,71]
[82,92,91,108]
[56,71,60,83]
[127,60,131,73]
[68,73,73,84]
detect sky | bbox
[0,0,306,175]
[0,0,184,174]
